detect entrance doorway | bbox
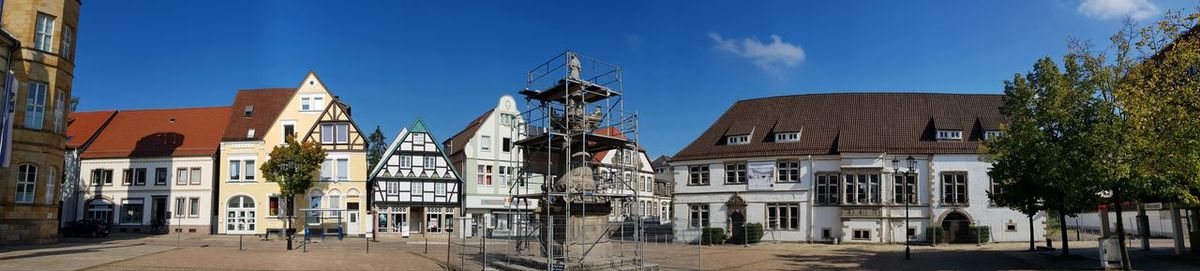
[152,197,167,233]
[347,202,360,235]
[941,211,971,243]
[729,211,747,243]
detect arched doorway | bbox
[226,195,256,234]
[725,193,747,243]
[940,211,971,243]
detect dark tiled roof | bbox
[66,110,117,149]
[221,88,297,141]
[651,155,671,168]
[82,107,231,159]
[673,93,1005,162]
[443,109,493,157]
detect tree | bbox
[367,126,388,170]
[260,136,327,250]
[985,72,1050,251]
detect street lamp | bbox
[892,156,916,260]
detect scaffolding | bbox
[486,50,651,271]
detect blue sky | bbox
[72,0,1191,158]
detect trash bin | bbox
[1098,238,1121,269]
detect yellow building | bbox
[217,72,369,237]
[0,0,81,244]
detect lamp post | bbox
[893,156,916,260]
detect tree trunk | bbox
[286,196,294,250]
[1059,209,1070,256]
[1029,214,1036,251]
[1114,192,1131,271]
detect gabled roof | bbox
[673,93,1005,162]
[66,110,117,149]
[651,155,671,169]
[221,88,297,141]
[442,109,493,156]
[370,118,462,181]
[82,107,232,159]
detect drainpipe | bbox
[806,155,815,243]
[926,155,935,235]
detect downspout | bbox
[806,155,815,243]
[926,155,935,232]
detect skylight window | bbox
[936,130,962,141]
[727,135,750,145]
[775,132,801,143]
[243,106,253,117]
[247,129,256,139]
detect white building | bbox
[61,110,116,227]
[670,93,1046,244]
[67,107,231,234]
[591,128,670,223]
[370,118,463,236]
[443,95,541,237]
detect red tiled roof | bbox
[221,88,297,141]
[673,93,1005,162]
[82,107,232,159]
[443,109,494,156]
[66,110,117,149]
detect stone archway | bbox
[939,210,972,243]
[726,193,747,240]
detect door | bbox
[347,202,360,235]
[152,197,167,231]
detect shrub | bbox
[700,227,725,245]
[966,226,991,243]
[925,226,945,244]
[729,223,764,244]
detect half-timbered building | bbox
[370,119,463,236]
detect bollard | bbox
[239,234,243,251]
[366,233,370,254]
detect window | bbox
[226,196,255,233]
[155,168,168,185]
[175,197,185,217]
[91,169,113,186]
[53,89,65,133]
[321,159,332,181]
[246,129,255,138]
[688,165,710,185]
[822,228,833,239]
[229,160,241,181]
[60,25,74,59]
[843,174,880,204]
[88,200,114,224]
[400,155,412,168]
[336,124,349,143]
[45,168,56,204]
[16,165,37,204]
[477,165,487,185]
[24,82,47,129]
[985,130,1003,140]
[936,130,963,140]
[1006,222,1018,232]
[480,135,491,151]
[497,166,509,186]
[133,168,147,186]
[121,198,145,224]
[815,173,840,205]
[688,204,709,228]
[411,182,422,193]
[386,182,398,195]
[244,160,255,180]
[775,132,800,142]
[122,169,133,186]
[336,158,348,181]
[190,168,201,185]
[893,174,917,204]
[777,161,801,182]
[852,229,870,240]
[502,138,512,152]
[766,203,800,230]
[177,168,189,185]
[499,113,516,126]
[423,156,436,168]
[189,198,200,217]
[941,172,968,205]
[321,124,334,143]
[485,165,493,185]
[300,96,324,112]
[243,106,254,117]
[727,135,749,145]
[724,162,747,184]
[989,178,1004,206]
[412,133,425,145]
[435,183,446,196]
[283,123,295,140]
[328,193,341,210]
[33,13,54,52]
[269,196,280,217]
[318,124,349,144]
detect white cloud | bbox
[1078,0,1159,20]
[708,32,806,75]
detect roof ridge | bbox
[108,106,230,112]
[236,87,296,92]
[735,92,1003,104]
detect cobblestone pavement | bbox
[1,233,1197,270]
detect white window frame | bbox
[60,25,73,59]
[24,82,47,130]
[727,134,750,145]
[424,156,436,168]
[985,130,1003,140]
[300,95,324,112]
[688,204,709,228]
[399,155,412,168]
[724,162,747,184]
[480,135,491,152]
[16,164,37,204]
[777,161,801,182]
[936,130,963,140]
[175,197,186,218]
[688,165,710,185]
[775,132,800,142]
[33,13,55,52]
[941,172,969,206]
[190,167,202,185]
[189,197,200,217]
[815,173,840,205]
[53,88,65,133]
[412,133,425,145]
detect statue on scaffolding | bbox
[568,53,582,80]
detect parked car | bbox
[61,219,110,237]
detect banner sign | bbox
[0,70,16,167]
[747,161,775,190]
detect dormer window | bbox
[936,130,962,141]
[775,132,801,143]
[985,130,1004,140]
[243,106,253,117]
[727,135,750,145]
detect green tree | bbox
[367,126,388,170]
[260,136,327,250]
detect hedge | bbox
[926,226,945,244]
[729,223,764,244]
[965,226,991,243]
[700,227,725,245]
